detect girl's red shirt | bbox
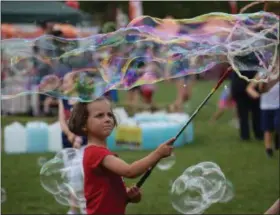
[83,145,128,215]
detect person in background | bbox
[210,85,238,127]
[168,58,195,113]
[139,61,160,110]
[31,44,56,116]
[59,72,88,214]
[246,68,279,157]
[124,60,144,112]
[100,22,119,103]
[36,21,56,58]
[230,55,263,141]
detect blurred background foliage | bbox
[80,1,279,24]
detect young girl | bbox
[68,96,175,214]
[168,74,195,113]
[210,86,238,124]
[59,72,88,214]
[139,61,160,108]
[246,73,280,157]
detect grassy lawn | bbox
[1,81,279,214]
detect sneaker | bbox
[266,148,273,158]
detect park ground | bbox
[1,80,279,214]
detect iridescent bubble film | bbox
[1,12,279,101]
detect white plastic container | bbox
[26,121,49,153]
[4,122,27,154]
[48,121,63,152]
[113,108,129,124]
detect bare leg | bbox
[126,90,140,113]
[210,108,225,122]
[173,79,184,109]
[275,132,279,150]
[174,78,193,111]
[264,131,273,157]
[264,131,273,149]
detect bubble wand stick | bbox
[136,67,232,188]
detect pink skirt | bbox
[218,99,236,109]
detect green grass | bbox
[1,81,279,214]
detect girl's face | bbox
[86,100,115,139]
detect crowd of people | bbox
[1,16,279,214]
[1,20,200,116]
[210,62,279,158]
[231,63,279,157]
[2,19,279,159]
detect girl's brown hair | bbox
[68,96,118,136]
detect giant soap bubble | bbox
[1,12,279,101]
[40,148,85,208]
[170,162,234,214]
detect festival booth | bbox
[3,108,194,154]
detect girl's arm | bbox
[102,138,174,178]
[102,151,161,179]
[58,100,74,138]
[246,74,262,99]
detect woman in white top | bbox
[247,72,280,157]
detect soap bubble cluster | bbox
[157,153,176,171]
[170,162,234,214]
[37,156,48,167]
[40,148,85,208]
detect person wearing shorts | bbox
[260,86,280,157]
[247,75,279,157]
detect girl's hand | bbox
[155,138,175,158]
[127,186,142,203]
[67,132,76,144]
[73,137,82,149]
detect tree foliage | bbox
[80,1,279,24]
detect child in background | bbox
[246,73,279,157]
[210,86,238,126]
[58,72,87,214]
[139,61,160,109]
[140,84,156,105]
[68,96,175,214]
